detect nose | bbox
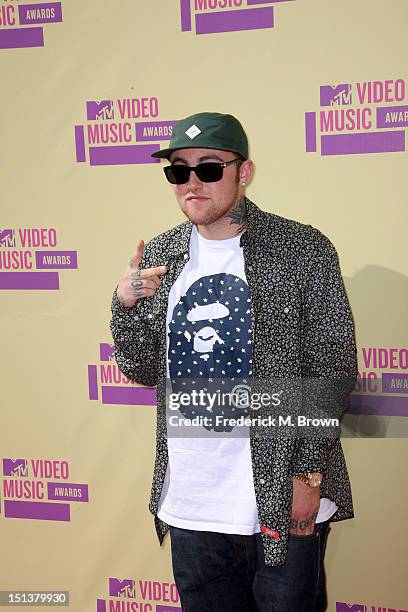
[185,167,203,191]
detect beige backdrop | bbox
[1,1,407,610]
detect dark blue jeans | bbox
[169,521,331,612]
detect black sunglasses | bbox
[163,158,242,185]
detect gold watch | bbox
[294,472,322,487]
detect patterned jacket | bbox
[110,197,358,567]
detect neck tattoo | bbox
[226,196,247,236]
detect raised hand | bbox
[116,239,167,307]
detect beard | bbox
[179,190,240,227]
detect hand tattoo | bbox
[226,196,247,235]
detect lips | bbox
[186,195,209,202]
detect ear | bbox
[239,159,254,186]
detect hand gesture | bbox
[116,240,167,307]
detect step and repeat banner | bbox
[1,1,407,610]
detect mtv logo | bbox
[3,458,28,477]
[320,84,352,106]
[86,100,114,121]
[336,603,367,612]
[0,229,16,247]
[109,578,136,599]
[100,343,115,362]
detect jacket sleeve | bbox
[109,288,159,388]
[292,229,358,476]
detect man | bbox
[110,112,357,611]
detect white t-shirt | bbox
[157,224,337,533]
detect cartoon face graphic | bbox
[168,273,253,431]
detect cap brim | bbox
[151,148,172,159]
[151,145,248,160]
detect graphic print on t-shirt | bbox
[168,273,252,432]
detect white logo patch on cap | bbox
[185,124,201,139]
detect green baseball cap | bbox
[151,112,249,160]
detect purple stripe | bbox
[196,7,273,34]
[349,394,408,417]
[156,607,182,612]
[19,3,62,25]
[0,27,44,49]
[377,105,408,128]
[321,131,405,156]
[97,600,106,612]
[135,121,177,142]
[75,125,86,162]
[305,112,317,152]
[89,145,160,166]
[4,500,70,521]
[48,482,89,502]
[180,0,192,31]
[35,251,78,269]
[88,365,98,400]
[382,373,408,394]
[0,272,59,290]
[101,386,157,406]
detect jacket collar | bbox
[166,197,272,259]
